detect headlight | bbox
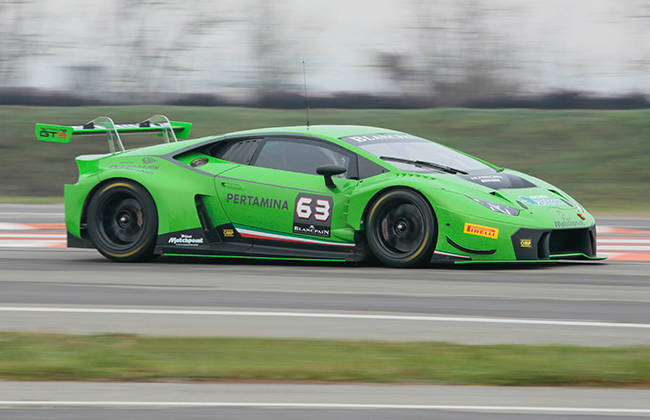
[467,196,520,216]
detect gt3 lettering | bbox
[39,128,67,139]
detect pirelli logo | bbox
[463,223,499,239]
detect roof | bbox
[118,125,403,158]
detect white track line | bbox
[0,307,648,329]
[0,401,649,414]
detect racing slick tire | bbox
[87,180,158,262]
[365,189,437,268]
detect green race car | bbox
[36,115,603,267]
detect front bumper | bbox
[510,225,598,260]
[430,211,605,264]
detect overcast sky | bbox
[14,0,650,96]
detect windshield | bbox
[339,133,494,174]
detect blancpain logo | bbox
[168,234,204,246]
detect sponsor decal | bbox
[167,233,204,246]
[459,173,537,190]
[142,157,156,164]
[294,224,331,237]
[338,133,427,148]
[469,174,504,184]
[463,223,499,239]
[57,132,68,139]
[340,133,416,144]
[520,238,532,248]
[226,193,289,210]
[108,160,159,174]
[554,220,584,228]
[554,211,585,228]
[293,193,333,238]
[520,195,566,207]
[222,228,234,238]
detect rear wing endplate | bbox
[35,115,192,153]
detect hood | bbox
[428,169,593,228]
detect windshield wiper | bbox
[380,156,468,175]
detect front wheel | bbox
[87,180,158,262]
[365,189,437,268]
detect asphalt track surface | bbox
[2,382,650,420]
[0,205,649,345]
[0,249,649,345]
[1,205,650,419]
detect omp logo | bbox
[463,223,499,239]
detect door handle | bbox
[221,182,243,190]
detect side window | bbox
[253,139,352,177]
[358,156,388,179]
[212,139,260,164]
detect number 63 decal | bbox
[296,196,331,221]
[293,193,334,238]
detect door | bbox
[215,137,359,247]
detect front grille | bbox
[549,228,595,256]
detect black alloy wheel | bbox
[87,180,158,262]
[365,189,437,267]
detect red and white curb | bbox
[596,226,650,262]
[0,223,649,262]
[0,222,66,248]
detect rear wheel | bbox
[365,189,437,268]
[87,180,158,262]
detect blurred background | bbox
[1,0,649,212]
[1,3,650,412]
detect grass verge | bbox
[1,106,649,212]
[1,333,649,387]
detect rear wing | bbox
[35,115,192,153]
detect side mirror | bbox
[317,165,346,188]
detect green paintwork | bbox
[162,253,346,262]
[549,253,607,260]
[43,121,600,263]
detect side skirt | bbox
[154,226,364,262]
